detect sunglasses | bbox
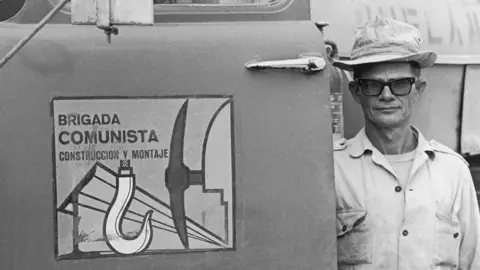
[355,77,416,96]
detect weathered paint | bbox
[70,0,97,24]
[110,0,154,25]
[0,20,337,269]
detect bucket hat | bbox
[333,16,437,71]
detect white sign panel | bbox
[53,96,235,260]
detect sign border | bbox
[51,95,236,260]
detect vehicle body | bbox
[0,1,337,269]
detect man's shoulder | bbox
[429,140,469,167]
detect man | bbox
[332,16,480,269]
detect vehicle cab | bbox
[0,1,338,269]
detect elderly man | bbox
[332,17,480,269]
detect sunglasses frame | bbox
[355,77,416,97]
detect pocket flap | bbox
[436,212,460,237]
[336,211,367,237]
[436,212,459,226]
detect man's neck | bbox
[364,121,417,155]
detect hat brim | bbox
[332,51,437,71]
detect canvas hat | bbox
[332,16,437,71]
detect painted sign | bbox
[52,96,235,259]
[311,0,480,57]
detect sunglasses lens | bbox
[360,80,382,96]
[390,79,413,95]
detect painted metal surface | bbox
[110,0,154,25]
[0,21,337,269]
[70,0,154,25]
[461,65,480,155]
[311,0,480,63]
[6,0,306,24]
[95,0,111,27]
[0,0,69,69]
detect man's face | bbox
[349,62,426,128]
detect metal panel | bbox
[0,21,336,269]
[461,65,480,155]
[8,0,308,24]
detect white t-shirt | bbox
[385,149,416,188]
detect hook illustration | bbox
[165,100,205,249]
[104,160,154,254]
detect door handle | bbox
[245,55,326,74]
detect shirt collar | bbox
[349,126,435,158]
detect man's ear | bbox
[413,79,426,103]
[348,81,362,104]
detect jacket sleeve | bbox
[458,164,480,270]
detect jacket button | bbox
[402,230,409,236]
[342,225,347,232]
[454,232,459,238]
[395,186,402,192]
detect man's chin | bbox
[371,116,404,128]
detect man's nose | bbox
[379,86,395,100]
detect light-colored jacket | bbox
[334,127,480,269]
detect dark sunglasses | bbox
[355,77,416,96]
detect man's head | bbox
[332,16,436,128]
[349,62,426,128]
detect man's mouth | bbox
[376,107,399,112]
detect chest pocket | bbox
[433,213,461,268]
[337,211,373,266]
